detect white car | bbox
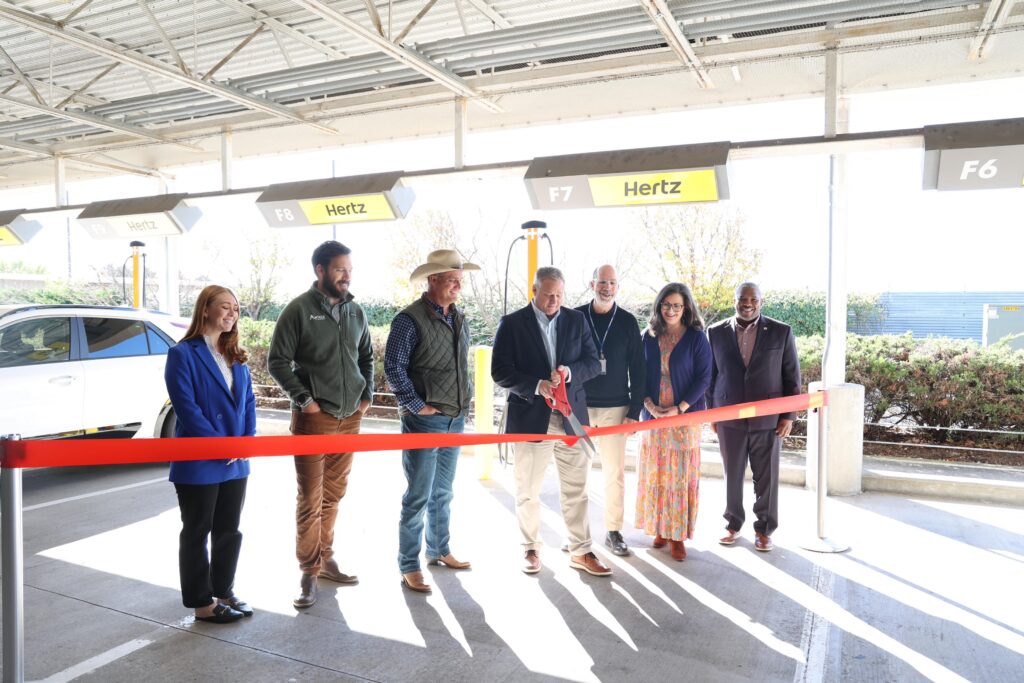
[0,304,189,441]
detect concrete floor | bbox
[2,425,1023,682]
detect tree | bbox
[234,237,289,320]
[629,204,762,324]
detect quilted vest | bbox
[400,295,471,417]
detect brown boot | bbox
[652,534,667,548]
[669,540,686,561]
[401,571,432,594]
[319,558,359,584]
[293,573,317,609]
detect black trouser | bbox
[718,427,780,536]
[174,477,247,608]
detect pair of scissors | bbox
[545,368,598,459]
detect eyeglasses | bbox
[660,303,685,312]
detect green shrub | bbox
[762,290,884,337]
[797,333,1024,439]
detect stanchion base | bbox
[799,537,849,553]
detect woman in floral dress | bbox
[636,283,712,561]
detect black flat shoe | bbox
[219,597,253,617]
[195,603,244,624]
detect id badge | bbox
[599,356,607,375]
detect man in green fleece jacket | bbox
[268,240,374,609]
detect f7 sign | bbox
[933,144,1024,191]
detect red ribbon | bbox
[0,393,825,469]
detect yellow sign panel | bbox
[738,407,757,419]
[808,393,825,409]
[299,194,395,224]
[0,226,22,246]
[588,169,719,207]
[1003,306,1021,312]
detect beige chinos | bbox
[514,412,592,555]
[586,405,629,532]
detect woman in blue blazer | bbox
[164,285,256,624]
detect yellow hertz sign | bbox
[0,226,22,246]
[588,169,719,206]
[298,194,395,224]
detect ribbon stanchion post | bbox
[2,434,25,683]
[800,390,849,554]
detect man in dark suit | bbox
[492,266,612,577]
[706,282,801,552]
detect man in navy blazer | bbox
[492,267,611,577]
[706,282,801,552]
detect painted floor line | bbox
[32,637,154,683]
[24,477,167,511]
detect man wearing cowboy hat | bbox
[385,248,480,594]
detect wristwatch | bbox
[296,393,314,408]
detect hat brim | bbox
[410,261,481,283]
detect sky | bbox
[1,75,1023,311]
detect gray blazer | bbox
[706,315,801,432]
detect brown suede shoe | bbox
[719,528,741,546]
[293,573,317,609]
[669,540,686,561]
[401,571,432,594]
[755,533,774,552]
[570,552,612,576]
[428,553,471,570]
[319,558,359,584]
[652,534,667,549]
[522,549,542,574]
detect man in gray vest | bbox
[385,249,480,594]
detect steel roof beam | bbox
[363,0,385,37]
[136,0,192,77]
[289,0,502,112]
[56,63,118,109]
[395,0,440,44]
[0,45,45,105]
[464,0,512,29]
[203,25,266,82]
[0,3,338,136]
[211,0,348,60]
[57,0,95,27]
[969,0,1017,59]
[638,0,714,88]
[0,92,199,151]
[0,134,49,157]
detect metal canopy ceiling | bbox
[0,0,1022,188]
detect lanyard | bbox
[585,302,617,359]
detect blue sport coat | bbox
[164,337,256,485]
[640,326,712,420]
[491,304,600,435]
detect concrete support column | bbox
[807,382,864,495]
[454,97,467,170]
[823,46,850,386]
[221,131,233,191]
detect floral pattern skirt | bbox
[635,424,701,541]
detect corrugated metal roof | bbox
[0,0,1021,187]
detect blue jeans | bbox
[398,412,465,573]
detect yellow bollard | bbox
[473,345,495,480]
[131,243,142,308]
[526,228,538,301]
